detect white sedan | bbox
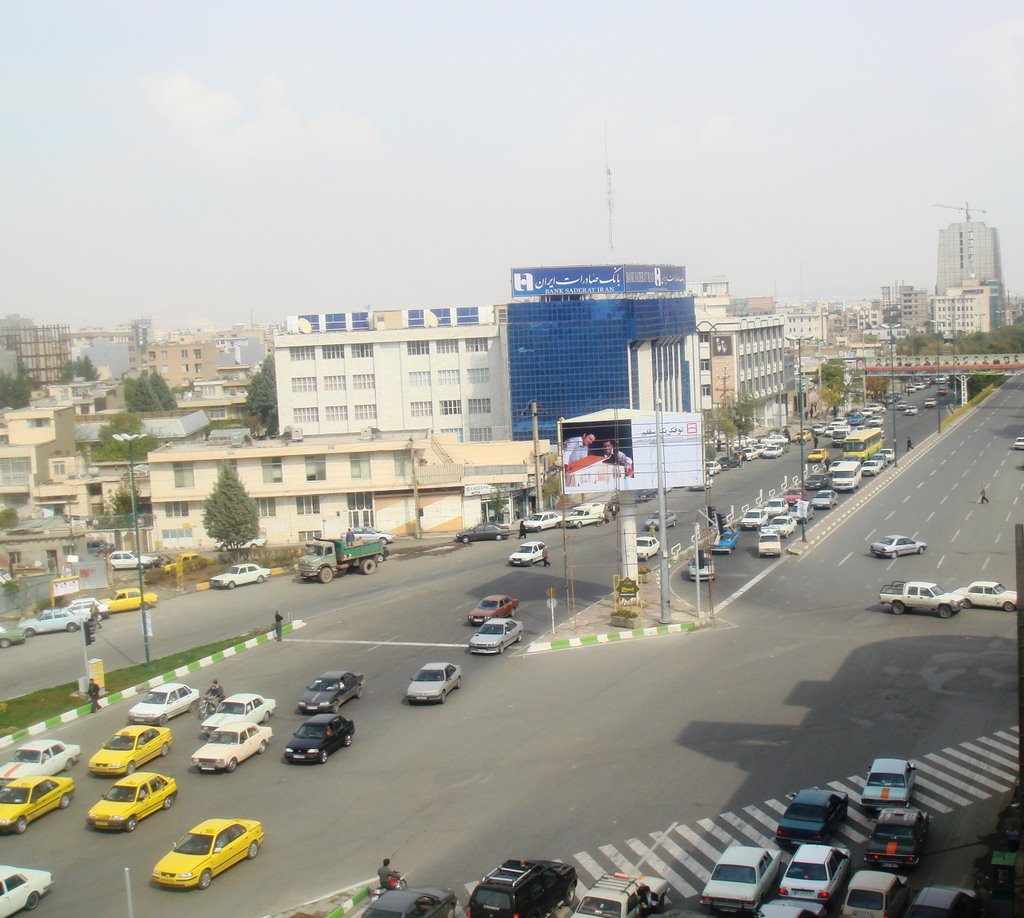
[468,618,524,654]
[0,865,53,914]
[209,563,272,589]
[191,722,272,773]
[953,580,1018,612]
[779,844,852,903]
[200,693,276,735]
[764,515,797,539]
[0,740,81,783]
[508,541,546,566]
[701,845,784,911]
[128,682,201,725]
[1014,437,1024,450]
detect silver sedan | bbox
[869,535,927,559]
[406,662,462,704]
[468,618,524,654]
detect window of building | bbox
[324,375,345,390]
[8,550,21,565]
[410,401,432,417]
[407,309,425,328]
[468,367,490,384]
[292,376,317,393]
[324,314,345,332]
[354,404,377,420]
[180,349,188,358]
[257,497,276,517]
[467,398,491,414]
[351,312,370,330]
[701,385,712,397]
[262,457,282,483]
[305,456,327,481]
[209,407,227,419]
[299,314,321,332]
[295,495,321,515]
[325,405,348,421]
[322,344,344,359]
[394,453,411,477]
[350,456,370,479]
[431,308,452,327]
[163,501,189,518]
[347,492,373,527]
[408,371,430,387]
[298,529,322,541]
[469,427,493,442]
[440,399,461,416]
[290,346,316,361]
[407,341,429,356]
[456,307,480,325]
[352,373,375,390]
[440,427,464,442]
[465,337,489,352]
[29,417,51,428]
[436,339,458,355]
[173,462,194,488]
[161,528,190,542]
[181,364,189,374]
[193,349,202,359]
[437,369,460,385]
[351,343,373,358]
[52,460,65,476]
[700,359,711,371]
[294,407,319,424]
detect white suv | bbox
[523,511,563,532]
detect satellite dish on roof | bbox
[297,318,313,334]
[424,311,439,328]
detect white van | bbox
[831,460,862,492]
[565,502,608,529]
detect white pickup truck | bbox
[571,872,669,918]
[878,581,964,619]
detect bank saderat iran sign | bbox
[511,264,687,298]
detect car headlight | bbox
[284,747,295,753]
[179,872,195,879]
[0,818,10,825]
[110,814,126,822]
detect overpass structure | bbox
[863,352,1023,375]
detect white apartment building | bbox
[930,285,992,338]
[777,303,828,343]
[275,307,510,443]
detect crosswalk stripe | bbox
[720,811,773,847]
[979,736,1018,758]
[915,761,991,800]
[994,729,1019,744]
[939,747,1017,783]
[762,798,788,815]
[826,781,874,832]
[675,824,726,864]
[961,741,1017,771]
[573,851,605,882]
[743,804,783,836]
[599,844,639,875]
[698,818,738,848]
[651,830,712,883]
[626,837,699,897]
[926,752,1012,792]
[913,774,975,806]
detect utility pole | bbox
[655,399,671,625]
[112,433,151,664]
[529,401,543,513]
[408,438,422,539]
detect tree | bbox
[93,413,159,462]
[148,372,177,410]
[127,373,161,412]
[732,394,759,437]
[61,356,99,382]
[0,507,17,529]
[105,482,139,518]
[245,357,279,436]
[202,464,260,550]
[0,371,32,409]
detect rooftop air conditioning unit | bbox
[289,426,303,442]
[359,427,375,440]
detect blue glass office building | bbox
[507,265,696,440]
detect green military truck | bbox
[298,537,387,583]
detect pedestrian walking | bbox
[345,528,355,547]
[541,546,550,567]
[979,488,989,504]
[518,520,527,539]
[602,507,610,525]
[87,678,101,713]
[273,609,284,641]
[906,437,913,451]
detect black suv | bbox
[468,860,577,918]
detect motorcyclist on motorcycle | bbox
[205,680,225,706]
[378,858,402,890]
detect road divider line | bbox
[289,638,468,648]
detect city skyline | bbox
[2,1,1021,329]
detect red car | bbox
[783,486,807,505]
[467,595,520,625]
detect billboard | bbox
[511,264,687,298]
[562,413,703,494]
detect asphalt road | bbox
[2,381,1018,918]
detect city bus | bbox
[841,428,883,461]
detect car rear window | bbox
[846,890,884,910]
[472,889,512,911]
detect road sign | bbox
[547,586,557,599]
[617,577,639,598]
[547,597,557,610]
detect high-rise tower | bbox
[936,219,1005,328]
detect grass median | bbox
[0,627,272,738]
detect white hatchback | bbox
[128,682,201,725]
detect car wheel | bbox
[261,710,270,723]
[961,598,973,609]
[162,793,175,810]
[257,575,265,584]
[891,601,905,615]
[22,628,36,638]
[158,713,168,726]
[1004,601,1017,612]
[159,742,170,757]
[516,632,523,643]
[439,689,447,704]
[126,762,136,775]
[198,869,213,890]
[66,622,79,632]
[495,534,504,541]
[24,891,40,910]
[227,580,237,589]
[63,757,75,772]
[14,815,27,834]
[356,685,364,698]
[318,749,329,764]
[189,699,199,714]
[918,546,925,554]
[225,758,238,773]
[247,840,260,860]
[461,536,470,544]
[257,740,267,754]
[938,604,953,619]
[342,733,353,747]
[59,792,71,809]
[890,550,899,560]
[0,638,9,648]
[498,643,505,654]
[454,676,462,690]
[124,816,138,832]
[445,906,456,918]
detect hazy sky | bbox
[2,2,1021,331]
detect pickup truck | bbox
[878,581,964,619]
[298,537,386,583]
[710,528,739,554]
[572,872,669,918]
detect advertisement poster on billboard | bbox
[562,414,702,493]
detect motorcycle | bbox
[370,874,407,901]
[197,694,220,720]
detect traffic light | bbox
[707,506,719,535]
[83,620,96,646]
[716,511,728,533]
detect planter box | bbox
[610,615,640,629]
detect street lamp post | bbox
[112,433,151,663]
[787,336,811,541]
[881,324,900,468]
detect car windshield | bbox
[575,897,622,918]
[415,669,443,682]
[104,734,137,751]
[174,832,214,855]
[295,724,327,739]
[308,678,338,691]
[208,731,242,745]
[711,864,756,883]
[103,785,138,803]
[867,772,906,787]
[12,749,41,763]
[785,803,824,821]
[478,623,503,634]
[874,824,914,841]
[216,702,245,715]
[478,600,500,609]
[140,691,169,705]
[786,861,826,881]
[0,786,29,804]
[992,583,1007,593]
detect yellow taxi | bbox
[163,552,203,573]
[89,726,172,776]
[793,429,813,442]
[86,771,177,832]
[0,775,75,834]
[105,588,159,614]
[807,448,829,463]
[152,817,264,889]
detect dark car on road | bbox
[365,888,460,918]
[805,473,831,490]
[468,859,577,918]
[718,455,742,470]
[635,489,657,502]
[456,523,510,544]
[297,671,364,714]
[283,714,354,764]
[467,595,520,625]
[905,887,980,918]
[864,807,929,868]
[775,788,849,847]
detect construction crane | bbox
[933,201,986,222]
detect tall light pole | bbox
[112,433,151,663]
[880,324,900,468]
[654,398,671,625]
[787,336,811,541]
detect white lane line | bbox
[627,837,699,896]
[963,741,1018,770]
[952,481,959,490]
[902,495,911,503]
[925,752,1012,792]
[937,554,945,568]
[940,458,948,466]
[720,812,773,847]
[917,481,924,489]
[885,511,895,520]
[743,805,783,836]
[675,824,724,864]
[914,762,990,800]
[289,638,468,648]
[995,728,1020,742]
[762,798,788,815]
[1007,511,1013,524]
[866,528,877,540]
[996,531,1003,544]
[912,775,974,807]
[838,551,853,566]
[940,746,1018,782]
[964,510,973,521]
[940,495,948,505]
[698,818,738,848]
[648,831,713,882]
[573,851,605,881]
[982,556,990,571]
[952,529,961,541]
[926,511,935,522]
[599,844,639,875]
[981,737,1018,757]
